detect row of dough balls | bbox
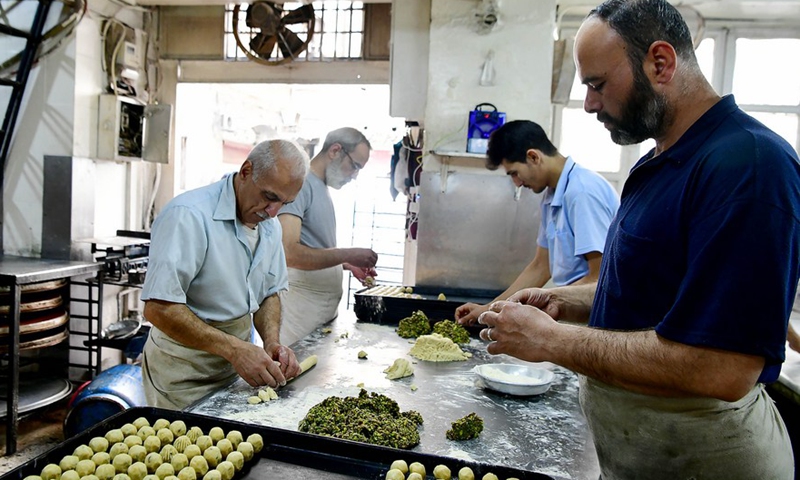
[24,417,265,480]
[386,459,520,480]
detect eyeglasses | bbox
[342,149,364,171]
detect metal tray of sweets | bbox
[0,406,553,480]
[354,285,502,327]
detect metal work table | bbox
[189,313,601,480]
[0,255,102,455]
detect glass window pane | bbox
[559,108,622,173]
[337,9,352,31]
[350,33,363,58]
[569,67,585,101]
[335,32,350,57]
[695,37,714,85]
[733,38,800,105]
[746,111,799,154]
[351,10,364,32]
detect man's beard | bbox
[325,159,350,189]
[600,66,671,146]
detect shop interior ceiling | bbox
[133,0,800,23]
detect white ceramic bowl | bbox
[473,363,555,396]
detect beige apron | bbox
[579,376,794,480]
[279,265,343,346]
[141,313,251,410]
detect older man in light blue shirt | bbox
[141,139,309,410]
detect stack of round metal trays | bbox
[0,278,70,351]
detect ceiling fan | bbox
[232,1,316,66]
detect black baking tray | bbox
[0,406,553,480]
[353,286,502,326]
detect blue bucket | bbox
[63,364,146,437]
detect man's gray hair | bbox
[248,139,309,181]
[320,127,372,154]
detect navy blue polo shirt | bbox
[589,95,800,383]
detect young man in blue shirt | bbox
[456,120,619,326]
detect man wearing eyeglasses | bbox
[278,127,378,345]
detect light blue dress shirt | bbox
[537,156,620,285]
[142,173,289,322]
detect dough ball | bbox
[407,474,423,480]
[245,433,264,453]
[458,467,474,480]
[169,421,187,438]
[159,445,179,464]
[80,475,99,480]
[224,452,244,473]
[409,462,426,476]
[481,474,499,480]
[195,436,213,453]
[109,443,129,459]
[126,462,147,480]
[60,455,80,471]
[144,436,162,454]
[215,461,234,480]
[207,427,224,444]
[385,469,404,480]
[145,452,163,473]
[154,464,174,480]
[224,431,242,450]
[92,452,111,466]
[202,472,220,480]
[172,436,191,454]
[186,427,203,443]
[162,477,178,480]
[183,445,201,461]
[506,478,520,480]
[41,464,62,480]
[389,460,408,474]
[138,427,157,442]
[74,445,94,460]
[433,464,451,479]
[170,453,189,473]
[105,430,125,446]
[25,476,44,480]
[128,446,147,464]
[152,419,170,432]
[202,447,222,469]
[236,442,254,462]
[177,467,196,480]
[120,424,138,438]
[156,429,174,446]
[142,476,159,480]
[89,437,109,453]
[246,396,261,405]
[61,471,80,480]
[189,456,208,477]
[95,464,116,480]
[112,454,133,474]
[132,418,150,430]
[124,436,143,449]
[214,439,232,459]
[112,475,131,480]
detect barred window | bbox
[224,1,365,62]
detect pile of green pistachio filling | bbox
[446,412,484,441]
[433,319,470,344]
[397,310,432,338]
[298,389,424,449]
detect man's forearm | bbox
[285,244,346,270]
[254,293,282,346]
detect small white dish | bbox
[473,363,555,396]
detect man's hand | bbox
[346,248,378,268]
[228,340,291,388]
[265,342,301,381]
[455,302,490,326]
[345,264,378,285]
[477,300,559,361]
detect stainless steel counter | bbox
[188,313,600,480]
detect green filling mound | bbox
[397,310,432,338]
[446,412,484,441]
[433,319,471,344]
[298,389,424,449]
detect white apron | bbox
[279,265,343,346]
[141,313,251,410]
[579,376,794,480]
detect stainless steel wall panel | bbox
[416,171,541,289]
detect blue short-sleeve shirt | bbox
[537,157,620,285]
[589,95,800,383]
[141,173,289,322]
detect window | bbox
[225,1,365,61]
